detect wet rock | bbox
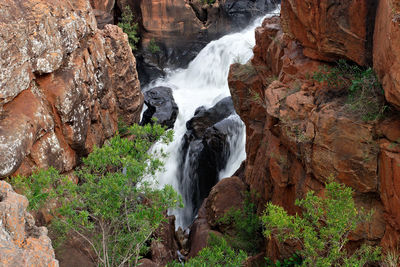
[178,97,242,225]
[141,87,179,130]
[0,181,58,267]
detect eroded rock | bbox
[228,15,396,257]
[373,0,400,110]
[0,181,58,267]
[0,0,143,178]
[281,0,378,66]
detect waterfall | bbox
[147,8,280,228]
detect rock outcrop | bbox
[188,176,246,258]
[228,9,400,258]
[373,0,400,110]
[141,87,179,130]
[0,181,58,267]
[281,0,378,66]
[178,97,243,226]
[0,0,143,179]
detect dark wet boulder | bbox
[178,97,243,226]
[186,97,236,138]
[141,86,179,129]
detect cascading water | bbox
[147,8,280,228]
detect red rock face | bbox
[0,0,143,178]
[228,15,400,257]
[281,0,378,66]
[0,181,58,266]
[373,0,400,110]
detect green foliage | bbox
[266,253,303,267]
[202,0,216,5]
[218,192,263,254]
[118,6,139,50]
[262,177,381,267]
[117,117,130,136]
[312,60,387,121]
[169,234,247,267]
[10,123,181,267]
[148,38,161,54]
[9,167,70,211]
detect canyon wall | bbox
[0,0,143,179]
[225,0,400,257]
[90,0,279,84]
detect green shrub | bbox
[218,191,263,254]
[169,234,247,267]
[266,253,303,267]
[202,0,216,5]
[262,177,381,267]
[10,123,181,267]
[9,167,69,211]
[313,60,387,121]
[118,6,139,50]
[148,38,161,54]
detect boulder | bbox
[178,97,242,225]
[141,87,179,130]
[0,0,143,178]
[0,181,58,267]
[187,177,246,258]
[150,216,179,266]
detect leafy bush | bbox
[266,253,303,267]
[118,6,139,50]
[10,123,181,267]
[148,38,161,54]
[169,234,247,267]
[202,0,216,5]
[9,167,69,211]
[218,191,263,254]
[313,60,387,121]
[262,177,381,267]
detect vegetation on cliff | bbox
[10,123,181,266]
[262,178,381,266]
[313,60,387,121]
[118,6,139,50]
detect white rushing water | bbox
[147,9,279,228]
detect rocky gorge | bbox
[1,0,400,266]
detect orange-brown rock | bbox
[150,215,179,266]
[0,181,58,267]
[281,0,378,66]
[0,0,143,178]
[228,16,397,258]
[373,0,400,110]
[188,176,246,257]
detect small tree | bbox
[11,123,182,267]
[168,234,247,267]
[262,178,381,267]
[118,6,139,50]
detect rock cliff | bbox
[224,0,400,257]
[0,0,143,179]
